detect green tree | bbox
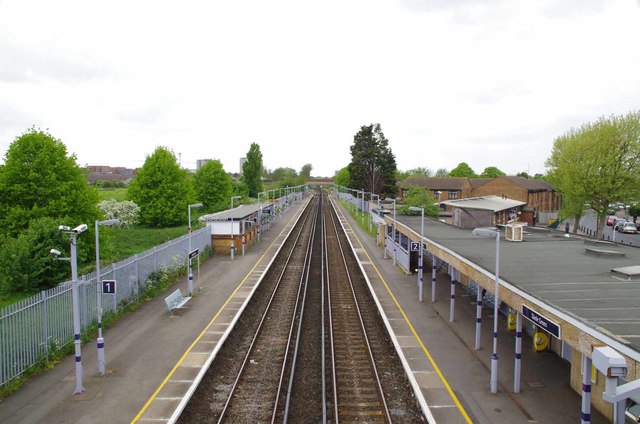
[480,166,506,178]
[300,163,313,180]
[193,159,232,212]
[399,186,440,218]
[334,167,350,187]
[0,128,100,236]
[516,171,530,178]
[347,123,397,197]
[0,217,77,294]
[128,147,193,227]
[546,111,640,237]
[242,143,264,198]
[435,168,448,177]
[449,162,476,177]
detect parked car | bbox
[606,216,615,226]
[614,218,627,229]
[618,222,638,234]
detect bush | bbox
[98,199,140,227]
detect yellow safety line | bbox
[131,222,294,423]
[340,207,473,423]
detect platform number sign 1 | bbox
[102,280,116,294]
[411,242,420,251]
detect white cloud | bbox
[0,0,639,177]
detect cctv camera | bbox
[73,224,88,234]
[50,249,61,257]
[59,225,71,232]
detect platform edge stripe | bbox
[330,195,473,424]
[131,196,312,424]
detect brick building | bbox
[399,176,560,226]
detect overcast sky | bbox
[1,0,639,177]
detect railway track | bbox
[180,191,424,423]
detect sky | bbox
[1,0,639,178]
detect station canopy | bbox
[440,195,526,212]
[199,204,272,222]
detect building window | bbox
[448,190,459,199]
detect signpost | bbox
[188,248,199,260]
[102,280,116,295]
[522,304,561,339]
[410,242,420,251]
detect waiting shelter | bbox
[199,203,274,256]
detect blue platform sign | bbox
[410,242,420,251]
[522,305,561,339]
[102,280,116,294]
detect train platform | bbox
[333,198,609,423]
[0,198,310,424]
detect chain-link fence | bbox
[0,227,210,388]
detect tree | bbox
[448,162,476,177]
[193,159,232,212]
[128,147,193,227]
[480,166,506,178]
[516,171,530,178]
[300,163,313,180]
[0,128,100,236]
[334,167,350,187]
[546,111,640,237]
[347,124,397,197]
[0,217,76,294]
[98,199,140,227]
[399,186,440,218]
[435,168,448,177]
[242,143,264,198]
[398,167,432,181]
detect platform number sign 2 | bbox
[102,280,116,294]
[411,242,420,251]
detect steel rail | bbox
[275,195,320,423]
[327,200,392,423]
[217,196,317,423]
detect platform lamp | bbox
[472,226,501,394]
[51,223,88,394]
[408,207,425,302]
[188,203,203,295]
[95,218,120,376]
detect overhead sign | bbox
[411,242,420,251]
[102,280,116,294]
[188,249,199,260]
[522,305,561,339]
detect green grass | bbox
[109,225,193,259]
[97,188,127,201]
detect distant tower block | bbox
[197,159,211,170]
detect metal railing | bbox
[0,227,211,387]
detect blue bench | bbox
[164,288,191,314]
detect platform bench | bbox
[164,288,191,314]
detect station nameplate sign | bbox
[522,305,561,339]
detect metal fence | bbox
[0,227,211,388]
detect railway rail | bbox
[180,191,424,423]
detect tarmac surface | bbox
[0,194,611,423]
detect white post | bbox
[491,230,500,393]
[514,311,522,393]
[581,354,592,424]
[475,283,482,350]
[431,252,437,302]
[449,266,455,322]
[70,233,84,394]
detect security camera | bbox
[50,249,61,257]
[59,225,71,232]
[73,224,88,234]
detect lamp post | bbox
[95,218,120,376]
[52,224,88,394]
[188,203,203,295]
[472,226,501,394]
[230,196,241,260]
[408,207,424,302]
[371,194,380,243]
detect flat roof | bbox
[394,215,640,355]
[199,203,272,221]
[440,195,526,212]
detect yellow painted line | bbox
[340,208,473,423]
[131,221,297,423]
